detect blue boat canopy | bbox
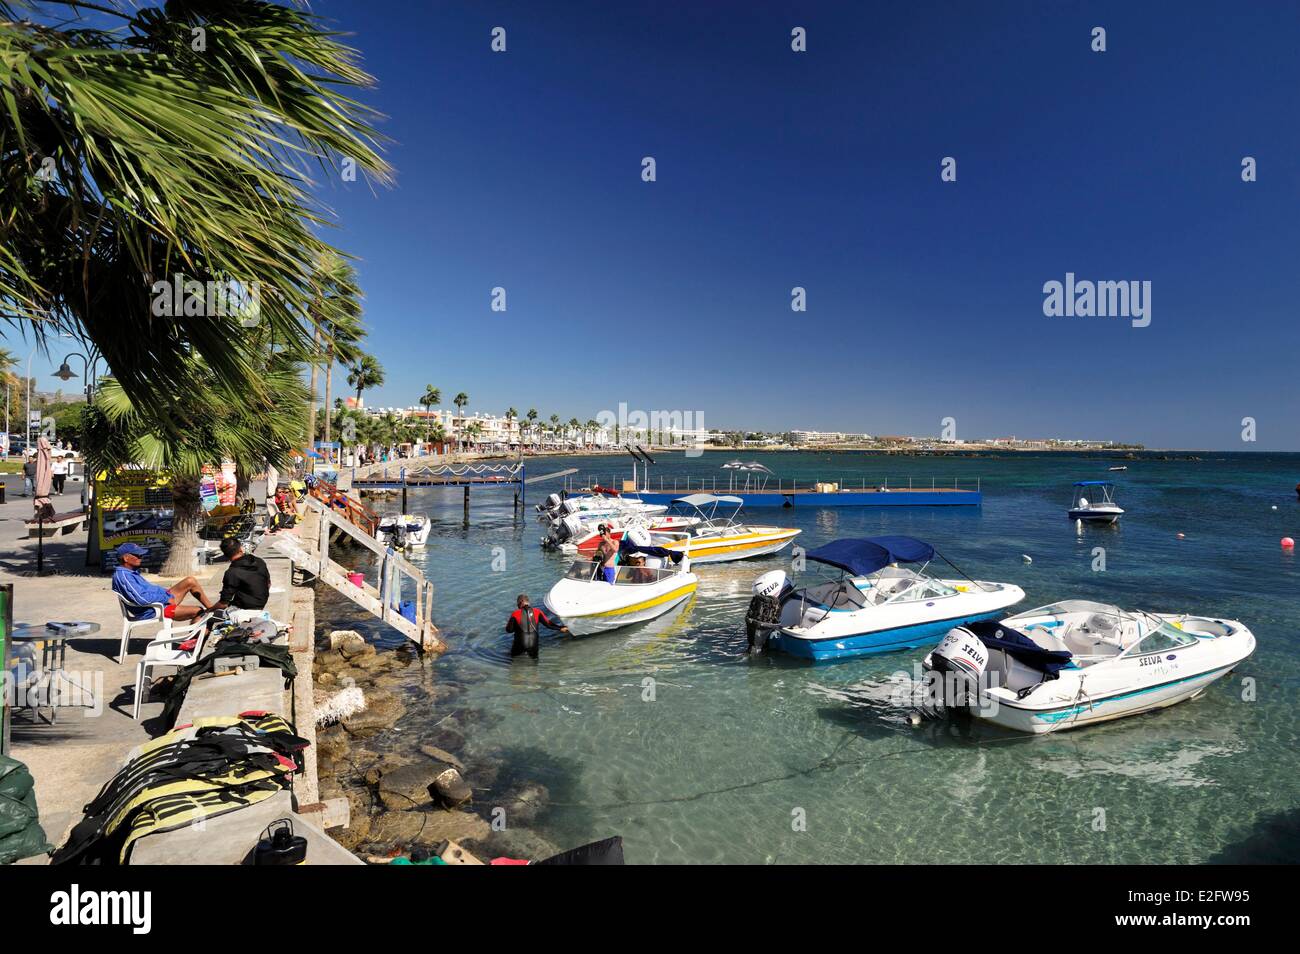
[1073,480,1114,486]
[806,536,935,576]
[964,619,1073,676]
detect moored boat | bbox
[544,532,697,636]
[923,600,1256,733]
[649,494,800,564]
[1068,481,1124,523]
[748,536,1024,662]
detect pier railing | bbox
[273,495,443,652]
[564,474,982,494]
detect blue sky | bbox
[23,1,1300,449]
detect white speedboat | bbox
[1068,481,1124,523]
[537,494,666,526]
[544,533,697,636]
[924,600,1255,733]
[750,536,1024,662]
[542,511,702,553]
[650,494,800,565]
[376,513,431,548]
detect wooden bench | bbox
[24,510,88,538]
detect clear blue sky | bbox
[25,1,1300,449]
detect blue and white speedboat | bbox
[748,536,1024,662]
[1068,481,1124,523]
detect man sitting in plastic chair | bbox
[111,542,215,623]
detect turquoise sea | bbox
[322,451,1300,863]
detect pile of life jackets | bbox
[51,713,307,865]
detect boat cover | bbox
[806,536,935,576]
[965,619,1073,676]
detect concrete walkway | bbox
[2,493,350,863]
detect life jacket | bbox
[52,713,305,865]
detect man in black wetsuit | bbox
[505,594,569,659]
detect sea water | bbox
[319,451,1300,863]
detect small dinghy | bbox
[376,513,431,548]
[923,600,1256,733]
[1068,481,1124,523]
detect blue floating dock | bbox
[631,488,981,508]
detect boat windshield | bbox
[861,566,957,603]
[562,559,679,585]
[1122,622,1198,656]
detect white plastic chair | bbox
[116,593,168,664]
[132,615,213,720]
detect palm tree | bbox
[0,2,391,437]
[420,386,442,413]
[453,392,469,415]
[504,407,518,449]
[347,354,385,406]
[567,417,581,447]
[82,349,308,577]
[586,419,600,448]
[526,408,538,448]
[462,419,484,452]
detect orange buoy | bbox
[1283,537,1295,549]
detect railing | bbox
[273,495,441,651]
[564,475,982,494]
[307,476,378,535]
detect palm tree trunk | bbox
[323,344,334,461]
[161,474,203,577]
[306,326,321,451]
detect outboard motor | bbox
[560,499,581,517]
[624,527,652,548]
[926,626,989,711]
[745,570,789,653]
[542,513,585,549]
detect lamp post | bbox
[52,347,103,568]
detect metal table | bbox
[8,622,101,723]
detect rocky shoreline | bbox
[312,630,560,863]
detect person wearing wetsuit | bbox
[505,594,568,659]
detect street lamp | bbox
[51,347,103,404]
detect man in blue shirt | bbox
[111,542,214,623]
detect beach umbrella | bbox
[33,435,53,510]
[33,436,54,573]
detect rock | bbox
[315,726,351,764]
[329,629,366,652]
[316,670,336,687]
[499,782,549,826]
[464,828,561,864]
[362,752,415,786]
[419,744,464,771]
[367,810,489,846]
[431,766,473,808]
[341,693,407,738]
[352,651,393,672]
[376,761,444,810]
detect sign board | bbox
[95,469,174,571]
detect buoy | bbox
[909,712,922,727]
[1021,554,1032,564]
[1272,505,1279,511]
[1283,537,1295,550]
[1176,533,1185,540]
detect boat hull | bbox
[660,528,801,564]
[770,608,1008,662]
[969,663,1241,734]
[544,577,698,636]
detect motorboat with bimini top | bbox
[544,530,698,636]
[1069,481,1124,523]
[746,536,1024,662]
[923,600,1255,733]
[648,494,800,564]
[376,513,431,548]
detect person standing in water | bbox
[505,594,568,659]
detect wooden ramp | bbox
[273,496,444,652]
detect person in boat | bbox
[617,533,682,567]
[593,524,620,583]
[111,542,215,623]
[625,554,655,583]
[505,594,568,659]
